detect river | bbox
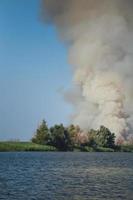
[0,152,133,200]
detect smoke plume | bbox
[42,0,133,143]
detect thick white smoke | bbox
[42,0,133,143]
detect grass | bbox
[0,142,133,152]
[0,142,57,152]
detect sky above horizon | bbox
[0,0,72,140]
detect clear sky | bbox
[0,0,72,140]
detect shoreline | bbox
[0,142,133,152]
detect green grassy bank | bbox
[0,142,57,152]
[0,141,133,152]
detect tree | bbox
[95,126,115,148]
[67,124,78,147]
[67,124,88,146]
[32,120,50,145]
[87,129,97,148]
[50,124,71,151]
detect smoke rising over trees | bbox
[42,0,133,144]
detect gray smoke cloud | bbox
[42,0,133,143]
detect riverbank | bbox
[0,142,56,152]
[0,141,133,152]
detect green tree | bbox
[50,124,71,151]
[67,124,78,147]
[87,129,97,148]
[95,126,115,148]
[32,120,50,145]
[87,126,115,149]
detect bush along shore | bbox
[0,120,133,152]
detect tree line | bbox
[31,120,116,151]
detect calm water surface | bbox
[0,152,133,200]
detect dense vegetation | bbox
[0,120,132,152]
[31,120,133,152]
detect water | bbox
[0,152,133,200]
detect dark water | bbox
[0,152,133,200]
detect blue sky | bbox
[0,0,72,140]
